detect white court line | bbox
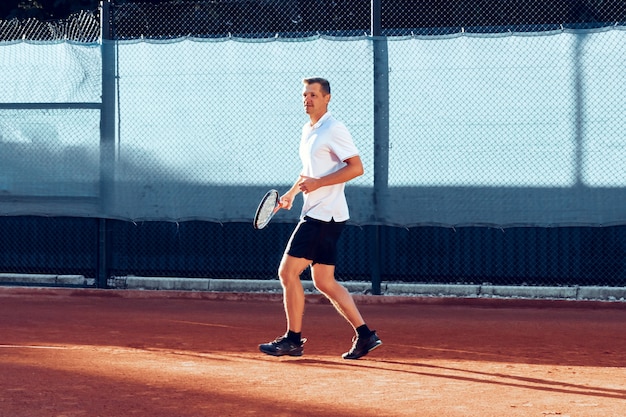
[0,344,71,350]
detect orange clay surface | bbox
[1,287,625,417]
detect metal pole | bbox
[97,0,117,288]
[573,32,586,187]
[371,0,389,295]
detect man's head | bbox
[302,77,331,122]
[303,77,331,95]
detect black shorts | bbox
[285,216,346,265]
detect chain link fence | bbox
[0,0,625,289]
[0,10,99,42]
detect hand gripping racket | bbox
[253,189,281,229]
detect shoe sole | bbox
[259,347,304,357]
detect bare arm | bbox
[298,155,364,194]
[279,177,303,210]
[279,156,364,210]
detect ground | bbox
[1,287,625,417]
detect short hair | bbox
[303,77,331,95]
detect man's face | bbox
[302,83,330,120]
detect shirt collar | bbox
[311,112,332,129]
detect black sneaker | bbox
[259,335,306,357]
[342,331,382,360]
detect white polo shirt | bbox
[299,112,359,222]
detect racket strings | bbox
[254,190,279,229]
[257,199,276,223]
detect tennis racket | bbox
[253,189,281,229]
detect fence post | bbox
[371,0,389,295]
[573,32,586,187]
[97,0,117,288]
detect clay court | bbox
[1,287,625,417]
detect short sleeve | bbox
[330,121,359,162]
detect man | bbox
[259,77,382,360]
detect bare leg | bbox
[310,263,365,330]
[278,254,311,333]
